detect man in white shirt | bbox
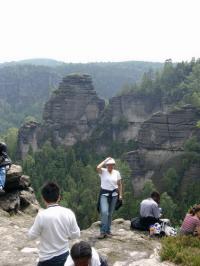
[139,191,161,230]
[65,241,107,266]
[28,182,80,266]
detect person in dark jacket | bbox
[0,142,12,194]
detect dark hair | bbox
[41,182,60,203]
[189,204,200,216]
[0,142,7,153]
[151,191,160,199]
[71,241,92,260]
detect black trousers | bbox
[140,216,161,231]
[37,251,69,266]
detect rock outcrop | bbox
[42,74,105,146]
[110,93,163,141]
[18,74,105,159]
[0,214,174,266]
[17,121,41,159]
[0,164,39,215]
[125,105,200,194]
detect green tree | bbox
[142,179,157,199]
[160,192,178,223]
[162,168,179,194]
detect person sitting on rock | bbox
[139,191,161,231]
[64,241,108,266]
[28,182,80,266]
[180,204,200,237]
[0,142,12,194]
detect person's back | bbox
[28,182,80,266]
[139,191,161,231]
[29,206,80,261]
[180,205,200,236]
[140,198,160,218]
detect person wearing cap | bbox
[96,157,123,239]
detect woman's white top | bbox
[99,168,121,191]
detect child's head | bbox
[41,182,60,204]
[70,241,92,266]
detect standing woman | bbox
[96,157,123,239]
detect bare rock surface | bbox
[0,164,39,215]
[0,213,174,266]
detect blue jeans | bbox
[0,167,6,188]
[37,251,69,266]
[100,194,118,234]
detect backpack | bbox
[130,217,146,231]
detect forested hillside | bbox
[15,59,200,229]
[0,59,162,133]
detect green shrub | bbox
[161,236,200,265]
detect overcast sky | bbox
[0,0,200,63]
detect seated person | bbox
[65,241,107,266]
[139,191,161,231]
[180,204,200,237]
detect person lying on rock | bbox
[180,204,200,237]
[28,182,80,266]
[96,157,123,239]
[0,142,12,194]
[64,241,108,266]
[139,191,162,231]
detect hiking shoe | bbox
[106,233,114,238]
[97,233,106,239]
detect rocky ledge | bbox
[0,164,39,215]
[0,213,174,266]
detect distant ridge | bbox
[0,58,65,67]
[0,58,163,68]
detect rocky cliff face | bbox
[18,74,105,158]
[17,121,41,159]
[43,74,105,146]
[125,105,200,194]
[110,93,163,141]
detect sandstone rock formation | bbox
[0,164,39,215]
[0,214,174,266]
[18,74,105,159]
[17,121,41,160]
[125,105,200,194]
[110,93,163,142]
